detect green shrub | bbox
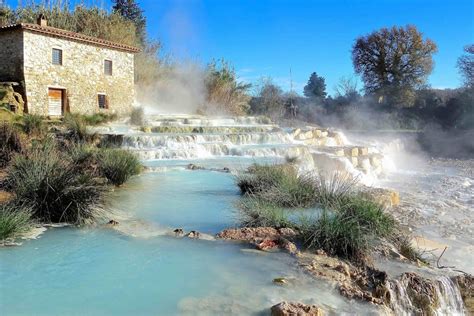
[236,164,316,207]
[394,235,428,264]
[313,172,358,209]
[83,113,118,126]
[130,107,145,126]
[0,121,23,167]
[237,198,292,228]
[7,140,108,224]
[97,148,141,186]
[302,197,395,261]
[20,114,45,136]
[64,113,89,142]
[0,203,32,241]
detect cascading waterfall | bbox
[100,116,401,184]
[388,275,465,315]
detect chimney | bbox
[37,14,47,27]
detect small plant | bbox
[236,164,316,207]
[302,197,395,261]
[82,113,118,126]
[237,198,292,228]
[0,121,23,167]
[394,235,428,264]
[20,114,45,136]
[313,171,358,209]
[7,140,108,224]
[97,148,141,186]
[130,107,145,126]
[64,113,89,142]
[0,203,32,241]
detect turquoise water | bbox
[0,169,378,315]
[110,170,239,233]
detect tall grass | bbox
[301,197,395,261]
[19,114,45,136]
[0,121,23,168]
[237,198,292,228]
[235,163,397,262]
[97,148,141,186]
[7,140,108,224]
[0,203,32,241]
[63,113,89,142]
[236,164,316,208]
[82,113,118,126]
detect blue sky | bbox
[6,0,474,95]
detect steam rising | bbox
[137,62,206,115]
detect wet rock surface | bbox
[270,301,323,316]
[452,274,474,314]
[298,252,388,305]
[216,227,299,255]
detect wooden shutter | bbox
[48,89,63,116]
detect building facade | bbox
[0,16,139,116]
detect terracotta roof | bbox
[0,23,140,53]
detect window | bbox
[52,48,62,65]
[98,94,108,109]
[104,60,113,75]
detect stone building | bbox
[0,15,139,116]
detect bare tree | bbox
[457,44,474,88]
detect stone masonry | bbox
[0,20,138,116]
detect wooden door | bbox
[48,88,63,116]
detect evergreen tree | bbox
[112,0,146,45]
[303,72,327,99]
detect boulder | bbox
[271,301,323,316]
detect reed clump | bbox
[235,163,397,262]
[0,203,32,241]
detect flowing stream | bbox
[0,116,471,315]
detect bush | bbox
[82,113,118,126]
[0,203,32,240]
[236,164,316,207]
[7,140,108,224]
[313,172,358,209]
[20,114,45,136]
[237,198,292,228]
[130,107,145,126]
[0,121,23,167]
[64,113,89,142]
[302,197,395,261]
[98,148,141,186]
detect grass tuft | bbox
[0,203,32,241]
[97,148,141,186]
[82,113,118,126]
[237,198,292,228]
[7,140,108,224]
[0,121,23,168]
[301,197,395,261]
[19,114,46,136]
[236,164,316,207]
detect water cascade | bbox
[388,273,465,315]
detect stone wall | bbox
[22,30,134,116]
[0,30,24,82]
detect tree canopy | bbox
[112,0,146,45]
[250,78,285,118]
[457,44,474,88]
[352,25,437,107]
[303,72,327,99]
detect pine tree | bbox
[112,0,146,45]
[303,72,327,99]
